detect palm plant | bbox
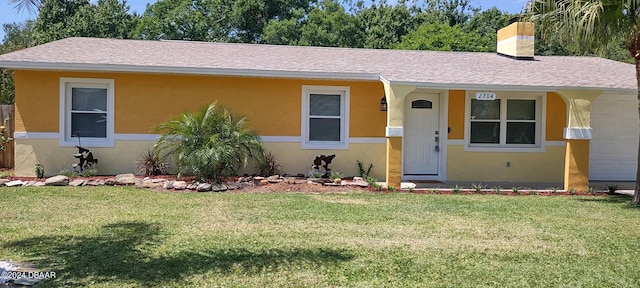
[9,0,41,14]
[154,102,264,182]
[526,0,640,204]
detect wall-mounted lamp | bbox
[380,95,387,111]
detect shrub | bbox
[356,160,374,178]
[34,160,45,178]
[607,184,618,194]
[255,151,281,176]
[137,150,168,176]
[453,185,462,194]
[154,102,264,182]
[59,167,78,178]
[472,183,485,193]
[81,167,98,177]
[329,170,343,180]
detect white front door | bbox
[404,93,440,176]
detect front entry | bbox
[404,93,440,176]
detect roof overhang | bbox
[380,78,637,95]
[0,61,382,81]
[1,60,635,95]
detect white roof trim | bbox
[0,61,382,81]
[384,80,636,94]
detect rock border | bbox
[0,174,370,192]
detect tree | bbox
[356,0,415,49]
[135,0,233,41]
[32,0,137,44]
[261,8,305,45]
[395,22,492,52]
[418,0,478,27]
[263,0,364,47]
[154,102,265,181]
[0,20,36,104]
[466,7,513,51]
[298,0,364,47]
[230,0,311,43]
[526,0,640,204]
[75,0,139,39]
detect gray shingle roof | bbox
[0,37,635,92]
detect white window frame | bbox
[59,77,115,147]
[464,91,545,152]
[301,85,350,150]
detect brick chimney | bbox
[497,22,535,60]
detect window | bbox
[59,78,114,147]
[467,92,543,150]
[412,100,433,109]
[301,86,349,149]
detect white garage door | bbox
[589,94,639,181]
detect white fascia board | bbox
[0,61,381,81]
[381,80,636,94]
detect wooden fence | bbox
[0,105,14,168]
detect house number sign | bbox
[475,92,496,100]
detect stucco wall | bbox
[14,70,386,136]
[13,70,387,177]
[445,91,567,182]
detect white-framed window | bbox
[59,78,115,147]
[465,91,544,151]
[301,85,350,149]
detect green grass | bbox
[1,187,640,287]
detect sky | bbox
[0,0,529,41]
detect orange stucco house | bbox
[0,22,636,190]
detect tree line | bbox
[0,0,633,104]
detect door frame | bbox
[402,90,448,182]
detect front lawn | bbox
[1,187,639,287]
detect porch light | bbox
[380,95,387,111]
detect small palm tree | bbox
[527,0,640,204]
[154,102,264,182]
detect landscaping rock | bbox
[353,177,364,181]
[346,180,369,187]
[86,179,105,186]
[173,181,187,190]
[211,184,227,192]
[0,179,9,186]
[197,183,212,192]
[267,175,280,180]
[5,180,24,187]
[268,179,283,183]
[23,181,38,187]
[69,179,86,187]
[163,180,174,189]
[33,182,46,187]
[186,183,198,190]
[115,173,136,185]
[45,175,69,186]
[225,182,240,190]
[236,182,252,189]
[104,178,117,185]
[140,180,163,189]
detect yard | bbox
[1,187,639,287]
